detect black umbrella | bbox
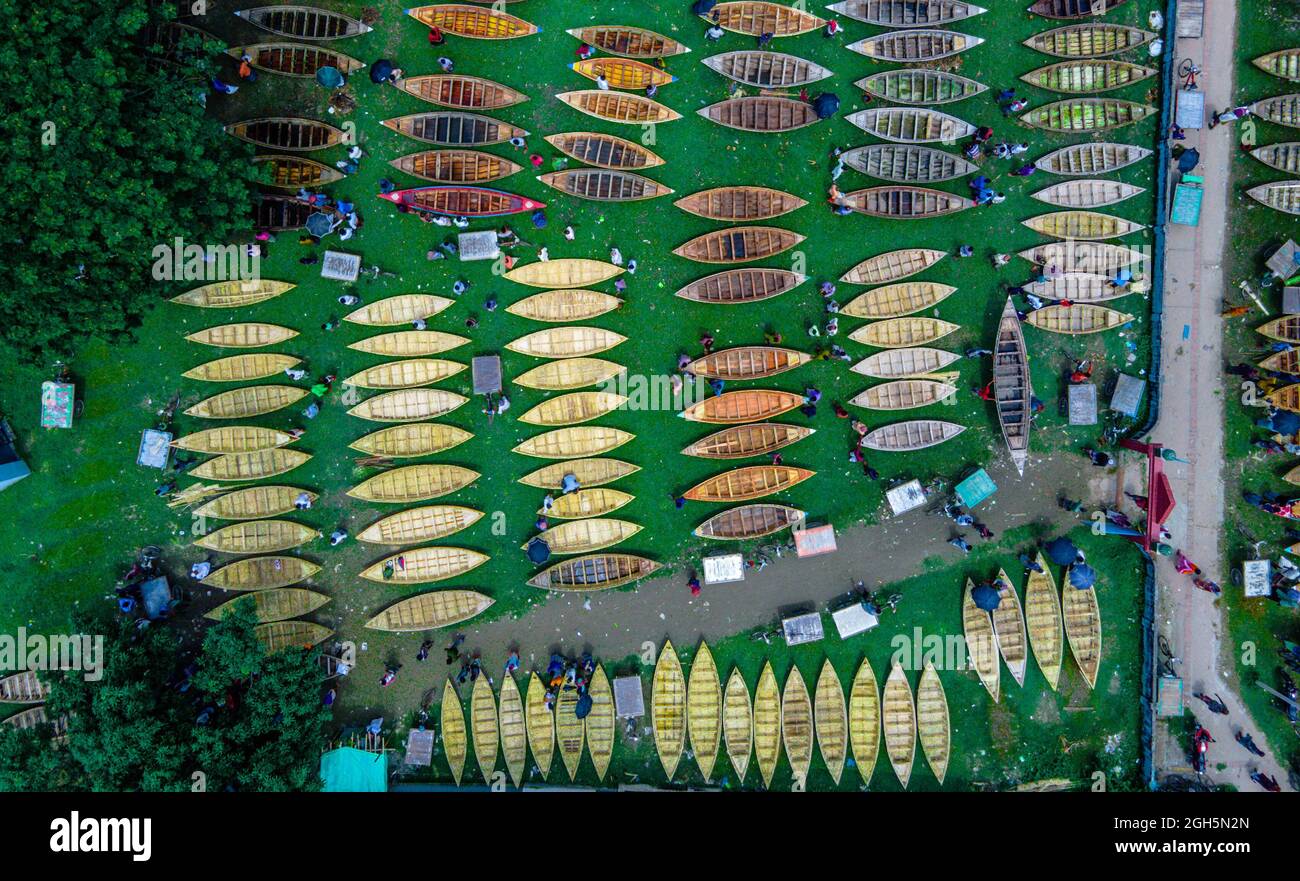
[370,59,394,84]
[575,692,593,719]
[971,582,1002,611]
[1045,537,1079,566]
[526,537,551,564]
[1177,147,1201,174]
[813,92,840,119]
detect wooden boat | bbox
[0,706,64,735]
[380,185,543,217]
[381,112,528,146]
[183,353,301,382]
[539,488,634,519]
[857,69,987,105]
[193,486,315,521]
[695,503,804,539]
[394,74,526,110]
[544,132,664,170]
[527,553,660,591]
[253,156,343,190]
[782,667,814,786]
[753,661,781,789]
[1062,571,1102,688]
[504,258,623,289]
[687,346,810,379]
[1249,181,1300,215]
[203,555,320,591]
[882,662,916,788]
[0,671,46,704]
[1251,143,1300,173]
[256,620,332,652]
[848,316,960,348]
[842,186,970,219]
[227,42,364,77]
[348,330,470,357]
[675,268,806,304]
[1268,385,1300,414]
[357,505,483,545]
[406,4,538,39]
[829,0,987,26]
[1036,142,1152,176]
[652,640,687,779]
[848,658,880,785]
[1255,49,1300,81]
[572,57,676,90]
[1025,555,1064,690]
[683,465,815,502]
[1022,98,1155,132]
[514,358,625,391]
[916,662,950,785]
[682,423,814,459]
[350,424,473,458]
[861,419,965,452]
[850,379,958,410]
[698,97,820,133]
[470,677,499,784]
[526,518,641,554]
[723,668,753,781]
[359,546,488,585]
[538,169,672,202]
[364,590,493,631]
[507,289,621,323]
[205,587,329,623]
[512,426,634,459]
[391,149,521,184]
[709,1,826,35]
[189,448,310,481]
[842,282,957,319]
[185,322,297,348]
[841,249,946,285]
[225,117,342,151]
[184,385,306,419]
[566,25,690,59]
[557,90,680,124]
[814,660,848,786]
[586,666,616,781]
[852,346,960,378]
[991,569,1029,687]
[1023,210,1144,240]
[848,29,982,62]
[555,686,584,781]
[1024,23,1155,57]
[994,297,1032,476]
[506,327,626,358]
[235,6,372,40]
[499,675,527,788]
[685,642,723,782]
[1261,349,1300,373]
[526,673,554,778]
[253,193,316,231]
[347,388,467,422]
[1025,304,1134,334]
[675,187,806,221]
[703,50,831,88]
[519,391,626,427]
[1022,59,1155,94]
[518,458,641,489]
[1024,273,1129,302]
[1019,241,1147,274]
[673,227,804,263]
[1259,316,1300,344]
[442,679,467,785]
[680,389,804,423]
[343,359,465,390]
[1030,0,1129,19]
[846,108,974,143]
[347,464,479,503]
[171,279,294,309]
[1032,179,1144,208]
[964,578,1000,701]
[172,426,295,455]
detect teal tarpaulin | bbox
[955,469,997,509]
[321,747,388,792]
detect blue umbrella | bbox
[575,692,593,719]
[526,537,551,564]
[370,59,394,84]
[305,212,336,237]
[1045,537,1079,566]
[315,66,344,88]
[813,92,840,119]
[1068,564,1096,589]
[971,582,1002,611]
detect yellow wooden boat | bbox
[357,505,483,545]
[1258,315,1300,344]
[723,668,753,782]
[348,464,479,503]
[686,346,810,379]
[194,519,318,554]
[683,464,814,502]
[848,316,960,348]
[782,666,814,787]
[916,661,950,786]
[172,426,295,454]
[185,322,297,348]
[1025,303,1133,334]
[526,518,641,554]
[514,357,626,390]
[203,555,320,590]
[499,675,527,788]
[680,389,804,423]
[470,677,499,784]
[255,620,332,653]
[840,248,946,285]
[753,661,781,789]
[507,326,627,358]
[512,426,634,459]
[842,282,958,320]
[507,289,622,322]
[652,639,687,780]
[1261,349,1300,373]
[852,346,961,379]
[851,379,958,411]
[359,546,488,584]
[687,641,723,782]
[348,330,470,357]
[343,359,466,390]
[185,385,307,419]
[586,665,616,781]
[848,658,880,785]
[441,679,467,785]
[0,671,46,704]
[882,661,916,789]
[572,56,676,90]
[343,294,454,326]
[193,485,315,520]
[519,391,627,426]
[171,279,295,308]
[1022,209,1144,240]
[349,423,473,458]
[1063,567,1102,688]
[527,553,660,590]
[557,89,682,124]
[556,685,585,781]
[519,458,641,489]
[348,388,468,422]
[526,672,554,778]
[205,587,330,623]
[992,569,1029,687]
[407,3,538,38]
[183,353,302,382]
[1276,385,1300,415]
[504,258,623,289]
[539,487,634,519]
[190,448,311,481]
[814,659,848,786]
[363,589,494,631]
[963,578,1001,702]
[681,423,814,458]
[1025,554,1064,690]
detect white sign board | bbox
[831,603,879,640]
[1243,559,1272,598]
[886,479,927,516]
[458,230,500,262]
[320,250,361,281]
[702,554,744,584]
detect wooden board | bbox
[1021,98,1155,132]
[857,68,987,105]
[390,149,522,183]
[544,131,665,169]
[254,620,332,652]
[682,423,815,458]
[702,50,831,88]
[842,282,957,319]
[184,385,305,419]
[994,297,1032,476]
[1023,23,1155,58]
[227,42,364,77]
[193,486,316,521]
[504,258,623,289]
[964,578,1001,702]
[506,326,626,358]
[526,518,641,554]
[349,424,473,458]
[680,389,804,423]
[1023,210,1144,240]
[916,662,950,785]
[852,347,960,379]
[343,358,466,390]
[470,677,499,784]
[695,503,805,539]
[1035,142,1152,175]
[675,186,806,221]
[991,569,1029,687]
[348,464,479,503]
[1025,303,1134,334]
[395,74,527,110]
[171,279,294,309]
[225,117,342,151]
[557,90,681,124]
[364,589,494,631]
[675,268,807,304]
[512,426,634,459]
[514,357,625,391]
[1025,555,1065,690]
[186,322,297,348]
[235,5,372,40]
[753,661,781,789]
[517,458,641,489]
[499,675,527,788]
[555,687,585,781]
[814,659,848,786]
[848,658,880,785]
[674,225,805,263]
[442,679,467,786]
[1018,241,1147,273]
[526,553,661,590]
[406,4,538,39]
[572,56,677,90]
[882,662,916,788]
[1031,178,1144,208]
[841,249,946,285]
[519,391,627,426]
[507,289,621,322]
[707,1,827,35]
[540,487,634,519]
[1063,570,1102,688]
[253,155,343,190]
[687,346,810,379]
[357,505,482,545]
[206,587,329,623]
[683,464,815,502]
[862,419,965,451]
[344,294,454,326]
[586,665,616,781]
[381,111,528,146]
[538,168,672,202]
[359,546,488,585]
[348,330,470,357]
[687,642,723,782]
[652,639,687,780]
[1021,59,1156,93]
[849,316,960,348]
[829,0,988,26]
[172,425,295,454]
[525,672,554,778]
[848,29,983,61]
[182,353,301,382]
[347,388,468,422]
[566,25,691,58]
[851,379,957,411]
[840,145,977,184]
[698,96,820,132]
[1248,181,1300,215]
[723,668,753,781]
[194,519,318,554]
[782,666,814,787]
[842,186,970,219]
[846,107,974,143]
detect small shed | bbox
[320,250,362,281]
[1109,373,1146,417]
[1283,287,1300,315]
[781,612,825,646]
[886,479,926,516]
[612,675,645,718]
[458,230,500,262]
[702,553,744,585]
[1068,383,1098,425]
[404,728,435,767]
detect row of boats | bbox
[1240,50,1300,215]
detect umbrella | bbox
[315,65,344,88]
[305,212,339,238]
[1068,563,1096,589]
[575,693,593,719]
[526,537,551,564]
[971,582,1002,611]
[1045,537,1079,566]
[370,59,394,84]
[813,92,840,119]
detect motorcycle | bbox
[1191,726,1214,775]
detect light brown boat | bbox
[381,111,529,147]
[348,330,470,357]
[194,519,318,554]
[1025,304,1134,334]
[851,379,957,411]
[846,107,975,142]
[526,672,554,778]
[848,28,982,61]
[861,419,965,452]
[406,4,538,39]
[189,449,311,481]
[255,620,332,653]
[0,671,46,704]
[499,674,528,787]
[782,666,814,786]
[1248,181,1300,215]
[842,186,970,219]
[359,546,489,585]
[203,555,320,591]
[172,426,295,455]
[753,661,781,789]
[829,0,988,26]
[349,423,473,458]
[708,1,826,35]
[348,464,479,503]
[1035,142,1153,175]
[723,668,753,782]
[1024,273,1131,303]
[848,317,960,348]
[1270,384,1300,414]
[526,553,660,591]
[882,662,916,789]
[394,74,527,109]
[225,116,343,151]
[513,357,625,391]
[171,279,294,309]
[991,569,1029,687]
[565,25,691,59]
[842,282,957,319]
[840,249,946,285]
[1021,59,1156,94]
[1062,568,1102,689]
[343,359,466,390]
[512,426,634,459]
[681,423,814,459]
[184,385,307,419]
[1032,179,1145,209]
[442,680,467,785]
[343,294,455,326]
[543,132,665,170]
[471,677,498,784]
[1018,241,1147,274]
[205,587,330,623]
[507,289,621,322]
[1021,98,1154,133]
[1023,210,1144,240]
[390,149,522,184]
[555,683,584,781]
[963,578,1001,702]
[557,90,681,124]
[852,347,961,379]
[994,297,1032,476]
[356,505,484,545]
[185,323,298,348]
[1258,316,1300,344]
[503,258,623,289]
[698,96,821,132]
[683,465,815,502]
[193,486,315,521]
[538,168,673,202]
[848,658,880,785]
[695,503,805,539]
[506,327,626,359]
[675,186,806,221]
[573,56,677,90]
[586,665,616,781]
[675,268,807,304]
[539,488,634,519]
[673,226,804,263]
[1023,23,1155,58]
[347,389,468,422]
[840,144,979,183]
[253,155,345,189]
[652,639,688,780]
[182,353,301,382]
[916,662,950,785]
[686,346,810,379]
[518,392,627,427]
[814,660,848,786]
[526,518,642,554]
[687,641,723,782]
[702,50,831,88]
[1025,555,1064,690]
[680,389,804,423]
[517,458,641,489]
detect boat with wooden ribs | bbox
[994,297,1031,476]
[348,464,479,503]
[707,1,826,35]
[695,503,805,539]
[379,185,543,217]
[342,358,466,390]
[1024,23,1155,58]
[861,419,965,452]
[683,465,815,502]
[991,569,1029,686]
[514,357,625,391]
[470,677,498,784]
[782,667,814,785]
[1025,303,1134,334]
[1021,98,1155,132]
[675,186,806,221]
[185,385,307,419]
[225,117,342,151]
[850,379,957,410]
[381,112,528,146]
[518,458,641,489]
[537,168,673,202]
[753,662,781,788]
[963,578,1001,701]
[847,107,974,143]
[539,487,634,519]
[829,0,987,26]
[544,132,664,170]
[1023,210,1144,239]
[1266,384,1300,414]
[359,546,488,585]
[916,662,949,785]
[506,326,625,359]
[255,621,332,653]
[848,29,982,62]
[527,553,661,590]
[1019,241,1146,273]
[172,425,296,455]
[347,388,468,422]
[1026,555,1064,690]
[406,4,538,38]
[189,448,311,481]
[344,294,455,326]
[504,258,623,288]
[586,666,616,781]
[1252,94,1300,127]
[842,282,957,319]
[1021,59,1156,94]
[698,96,820,132]
[841,248,947,285]
[193,486,315,521]
[1062,569,1102,688]
[723,668,753,781]
[518,391,627,426]
[526,673,555,778]
[702,50,831,88]
[844,185,969,219]
[527,518,642,554]
[1255,49,1300,81]
[857,69,986,105]
[390,149,522,183]
[1262,349,1300,373]
[356,505,483,544]
[555,686,584,780]
[572,57,677,90]
[206,587,330,623]
[849,658,880,784]
[1031,178,1143,208]
[673,226,804,263]
[566,25,691,58]
[1036,142,1152,175]
[507,289,621,322]
[686,346,810,379]
[1029,0,1129,19]
[253,156,343,190]
[814,660,848,785]
[840,145,977,184]
[0,670,46,704]
[851,346,960,378]
[1259,315,1300,343]
[1251,142,1300,173]
[687,643,723,782]
[171,279,294,309]
[848,316,960,348]
[394,74,527,109]
[675,268,807,303]
[350,423,473,458]
[253,194,315,232]
[1248,181,1300,214]
[203,555,320,591]
[652,640,687,779]
[882,662,916,788]
[680,389,805,423]
[441,680,467,785]
[1024,273,1129,302]
[512,426,634,459]
[226,42,363,77]
[235,5,372,40]
[558,90,681,124]
[499,675,528,787]
[682,423,815,458]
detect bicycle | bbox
[750,624,782,645]
[1178,58,1201,91]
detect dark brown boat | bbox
[537,169,673,202]
[252,155,344,189]
[1029,0,1128,19]
[378,186,544,217]
[235,6,373,40]
[226,117,343,151]
[381,112,528,146]
[226,42,364,77]
[673,227,805,263]
[843,186,970,219]
[698,96,820,132]
[390,150,522,183]
[675,268,807,304]
[566,25,691,58]
[695,504,806,540]
[253,194,316,231]
[828,0,987,26]
[674,187,807,221]
[543,132,665,170]
[394,74,527,110]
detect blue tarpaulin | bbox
[321,747,388,792]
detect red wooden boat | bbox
[378,186,544,217]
